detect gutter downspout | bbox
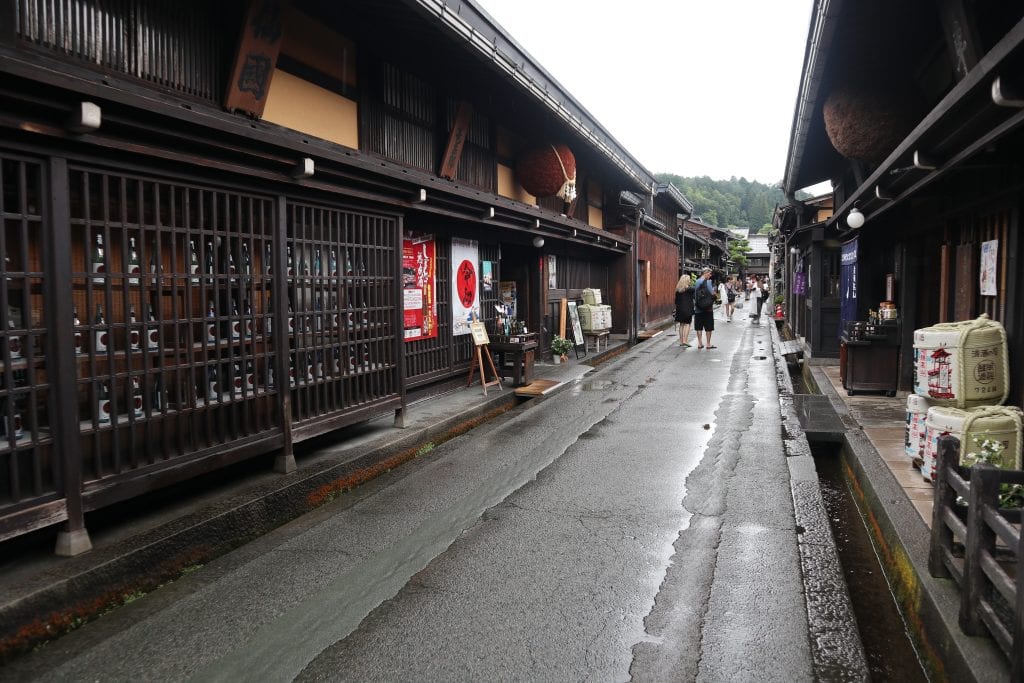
[630,207,642,344]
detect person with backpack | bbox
[693,267,716,349]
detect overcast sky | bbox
[475,0,814,186]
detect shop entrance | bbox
[498,244,541,339]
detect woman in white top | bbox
[718,279,733,321]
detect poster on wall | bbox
[793,271,807,296]
[547,255,557,290]
[980,239,998,296]
[500,281,517,318]
[451,237,480,336]
[402,231,437,342]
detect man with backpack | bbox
[693,267,716,349]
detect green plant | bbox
[773,294,784,306]
[551,335,574,356]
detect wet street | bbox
[8,314,815,681]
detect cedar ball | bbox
[515,144,576,198]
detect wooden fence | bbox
[928,434,1024,676]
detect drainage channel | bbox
[813,443,928,681]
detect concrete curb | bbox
[770,323,870,681]
[809,365,1008,682]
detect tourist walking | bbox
[719,277,736,322]
[673,274,694,347]
[750,277,763,324]
[693,267,716,349]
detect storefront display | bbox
[912,315,1008,408]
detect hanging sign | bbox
[840,238,859,338]
[402,232,437,342]
[980,239,998,296]
[793,271,807,296]
[451,237,480,336]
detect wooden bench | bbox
[583,330,610,353]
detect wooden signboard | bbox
[224,0,284,117]
[567,300,585,352]
[466,319,501,395]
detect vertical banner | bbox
[451,237,480,336]
[840,238,859,337]
[402,232,437,342]
[980,239,998,296]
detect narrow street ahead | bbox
[10,316,817,682]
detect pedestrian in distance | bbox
[720,276,736,322]
[750,277,763,324]
[673,273,694,347]
[693,267,716,349]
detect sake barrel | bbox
[912,315,1008,408]
[905,394,933,459]
[921,405,1023,483]
[582,288,602,306]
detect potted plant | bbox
[551,335,574,363]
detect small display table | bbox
[490,334,538,387]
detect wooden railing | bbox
[928,435,1024,677]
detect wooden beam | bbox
[224,0,285,118]
[438,101,473,180]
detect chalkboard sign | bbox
[567,300,584,348]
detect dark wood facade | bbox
[0,0,686,551]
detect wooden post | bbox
[961,463,999,636]
[559,297,567,339]
[929,435,960,578]
[273,196,295,474]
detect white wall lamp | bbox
[846,203,865,229]
[290,158,315,179]
[481,207,495,220]
[532,236,545,248]
[67,101,102,133]
[411,188,427,203]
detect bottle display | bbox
[73,305,83,355]
[94,305,107,353]
[131,377,144,418]
[128,304,140,351]
[204,240,215,284]
[206,300,217,344]
[91,233,106,284]
[207,365,219,401]
[231,299,241,340]
[2,373,25,440]
[149,237,159,278]
[6,305,22,360]
[245,361,256,393]
[97,382,111,424]
[127,237,141,285]
[242,242,252,276]
[189,239,200,284]
[146,304,160,350]
[232,362,244,397]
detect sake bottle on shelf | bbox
[298,250,308,277]
[6,305,22,360]
[97,381,111,424]
[344,250,353,277]
[265,294,273,336]
[244,300,254,338]
[266,361,275,389]
[245,360,256,393]
[127,237,141,285]
[204,240,215,284]
[348,346,357,372]
[3,374,25,439]
[146,304,160,350]
[288,353,297,387]
[286,245,294,277]
[230,299,241,340]
[149,236,160,279]
[131,377,144,418]
[73,305,83,355]
[332,346,341,374]
[227,246,238,282]
[330,295,339,329]
[189,239,200,284]
[232,362,244,397]
[329,249,338,277]
[128,304,140,351]
[314,296,323,332]
[305,352,315,383]
[361,343,370,370]
[151,376,163,412]
[287,297,295,335]
[313,248,322,277]
[315,350,324,379]
[94,305,108,353]
[264,242,273,276]
[91,233,106,284]
[206,300,217,344]
[207,365,219,401]
[242,242,252,276]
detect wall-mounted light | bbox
[532,236,545,248]
[481,207,495,220]
[67,101,101,133]
[411,188,427,203]
[846,204,865,229]
[291,158,315,179]
[789,246,799,255]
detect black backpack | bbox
[695,281,714,311]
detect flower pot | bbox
[552,354,562,364]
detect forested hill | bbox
[655,173,791,232]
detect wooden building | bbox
[0,0,683,552]
[780,1,1024,388]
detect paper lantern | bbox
[516,144,577,201]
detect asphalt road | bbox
[9,314,814,682]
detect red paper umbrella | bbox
[457,259,477,308]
